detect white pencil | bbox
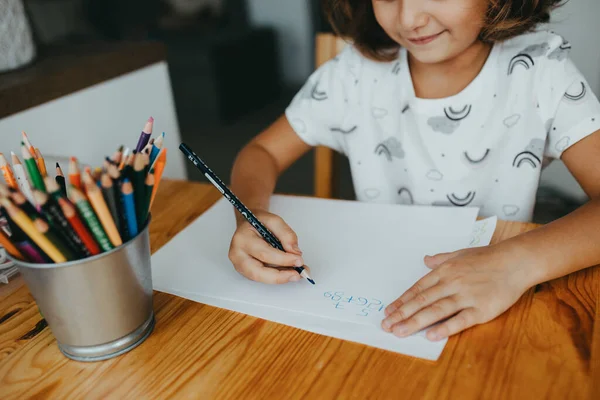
[10,151,35,205]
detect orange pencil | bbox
[34,148,48,177]
[69,157,82,190]
[0,227,25,260]
[83,180,122,247]
[149,148,166,209]
[0,153,17,189]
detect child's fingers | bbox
[382,284,456,332]
[234,253,301,284]
[262,214,302,254]
[425,308,479,341]
[246,236,304,268]
[384,272,441,316]
[424,249,469,269]
[389,297,459,338]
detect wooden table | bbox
[1,180,598,399]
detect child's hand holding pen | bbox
[228,208,311,284]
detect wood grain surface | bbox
[0,180,598,399]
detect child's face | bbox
[372,0,488,64]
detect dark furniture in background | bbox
[24,0,282,127]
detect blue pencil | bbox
[121,178,138,238]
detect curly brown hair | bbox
[323,0,565,61]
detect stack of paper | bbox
[151,195,496,360]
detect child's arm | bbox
[230,114,312,217]
[227,114,313,284]
[381,130,600,341]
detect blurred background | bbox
[0,0,599,223]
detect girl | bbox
[227,0,600,342]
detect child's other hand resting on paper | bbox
[381,243,535,341]
[228,207,310,284]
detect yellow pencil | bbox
[0,197,67,263]
[83,180,123,247]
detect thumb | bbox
[424,249,468,269]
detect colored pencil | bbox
[107,163,129,239]
[149,148,166,209]
[120,179,138,238]
[32,216,77,261]
[21,132,35,158]
[100,173,121,235]
[15,240,47,263]
[141,138,154,156]
[21,142,45,192]
[56,197,101,256]
[7,189,76,260]
[150,132,164,166]
[132,153,147,226]
[33,190,89,258]
[6,188,44,221]
[0,228,24,259]
[68,187,113,252]
[93,167,103,183]
[10,152,35,204]
[111,145,124,164]
[83,178,122,247]
[0,153,17,189]
[34,148,48,177]
[135,116,154,153]
[55,162,67,196]
[0,203,49,262]
[69,157,82,190]
[0,197,67,263]
[118,147,130,170]
[144,170,155,219]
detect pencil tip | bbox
[56,162,60,167]
[148,116,154,123]
[308,278,315,285]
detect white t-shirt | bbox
[285,30,600,222]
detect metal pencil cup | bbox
[8,219,155,362]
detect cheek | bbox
[372,2,397,36]
[440,1,487,38]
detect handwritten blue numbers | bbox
[324,291,385,317]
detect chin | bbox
[406,46,455,64]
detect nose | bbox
[397,0,429,32]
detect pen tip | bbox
[308,278,315,285]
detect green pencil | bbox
[68,186,113,252]
[20,142,45,192]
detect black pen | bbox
[179,142,315,284]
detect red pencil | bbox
[57,197,101,256]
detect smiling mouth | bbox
[406,31,445,45]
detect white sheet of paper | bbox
[152,195,494,360]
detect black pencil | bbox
[179,142,315,284]
[132,153,146,227]
[107,163,129,240]
[32,190,89,258]
[100,173,121,235]
[55,162,67,197]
